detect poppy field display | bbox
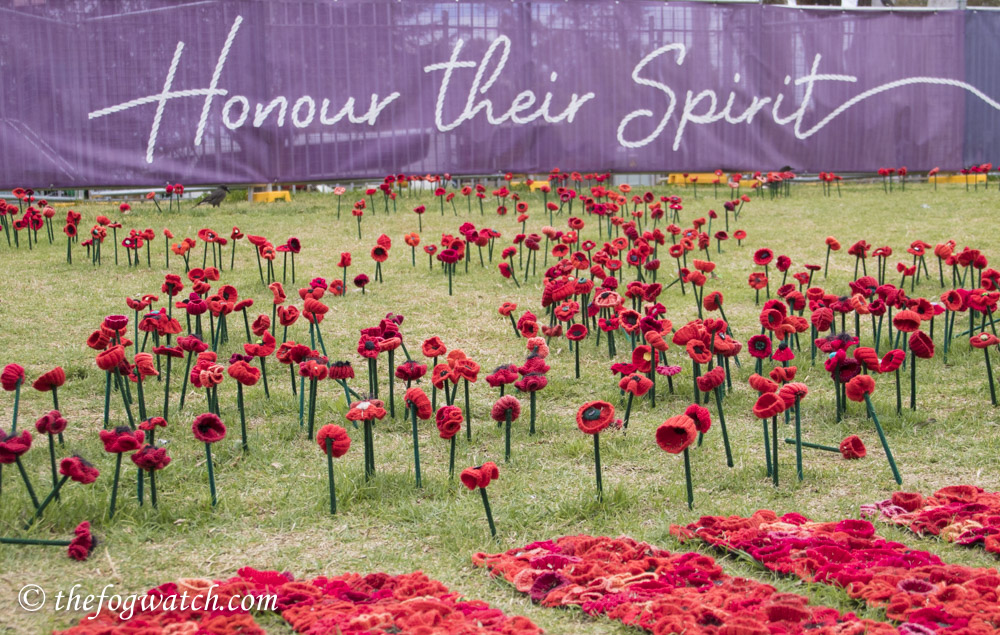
[2,172,1000,633]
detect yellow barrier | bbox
[929,174,986,184]
[253,191,291,203]
[665,173,720,185]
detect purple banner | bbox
[1,1,998,188]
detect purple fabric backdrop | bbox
[0,1,996,187]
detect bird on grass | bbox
[194,186,230,207]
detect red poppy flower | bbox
[769,366,797,384]
[656,415,697,454]
[684,340,712,365]
[371,245,389,262]
[346,399,387,421]
[685,404,711,434]
[99,426,144,453]
[845,375,876,402]
[576,401,614,434]
[619,373,653,396]
[515,373,548,392]
[403,388,433,420]
[95,346,126,372]
[35,410,67,435]
[909,331,934,359]
[971,332,1000,348]
[60,455,100,484]
[839,435,867,460]
[131,445,171,472]
[491,396,521,423]
[32,367,65,392]
[0,364,25,392]
[752,393,786,419]
[338,252,352,268]
[853,347,881,372]
[566,324,588,341]
[139,416,167,432]
[485,365,519,387]
[192,413,227,444]
[316,424,351,457]
[696,367,725,392]
[0,430,32,464]
[748,272,768,290]
[67,522,95,562]
[244,332,277,358]
[227,360,261,386]
[753,248,774,266]
[436,405,463,439]
[749,373,779,394]
[778,382,809,408]
[460,466,482,490]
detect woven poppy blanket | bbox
[57,568,540,634]
[473,534,897,634]
[672,510,1000,633]
[862,485,1000,556]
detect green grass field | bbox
[1,181,999,633]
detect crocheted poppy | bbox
[845,375,876,402]
[576,401,614,434]
[403,388,433,420]
[769,366,797,383]
[59,455,100,484]
[35,410,67,435]
[892,310,922,333]
[421,337,447,358]
[619,373,653,396]
[696,367,725,392]
[131,446,172,472]
[346,399,387,421]
[452,358,480,382]
[685,340,712,365]
[103,315,129,332]
[67,522,95,562]
[771,342,795,363]
[395,361,427,383]
[853,347,881,372]
[752,393,786,419]
[839,435,867,460]
[486,365,519,387]
[0,430,32,464]
[753,248,774,266]
[656,415,697,454]
[971,332,1000,348]
[436,405,463,439]
[491,396,521,423]
[909,331,935,359]
[748,373,779,394]
[566,324,588,341]
[133,353,158,378]
[139,416,167,432]
[326,361,354,381]
[192,413,227,444]
[1,363,25,391]
[514,373,548,392]
[227,360,261,386]
[32,367,65,392]
[478,461,499,487]
[685,404,711,434]
[316,424,351,457]
[99,426,144,453]
[778,382,809,408]
[631,345,654,373]
[747,335,772,360]
[460,467,482,490]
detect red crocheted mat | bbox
[56,568,540,634]
[671,510,1000,633]
[472,534,897,634]
[862,485,1000,556]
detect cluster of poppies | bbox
[863,484,1000,556]
[59,567,540,635]
[0,187,56,251]
[674,510,1000,632]
[473,534,896,635]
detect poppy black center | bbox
[365,341,375,350]
[583,407,602,421]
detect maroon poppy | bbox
[98,427,144,453]
[131,445,171,471]
[192,413,227,444]
[60,455,100,484]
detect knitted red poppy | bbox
[436,406,463,439]
[404,388,433,420]
[971,332,1000,349]
[192,413,226,444]
[845,375,876,402]
[839,435,867,460]
[618,373,653,397]
[486,396,519,424]
[131,445,172,472]
[0,363,25,391]
[0,430,32,464]
[752,393,786,419]
[67,522,95,562]
[684,404,711,434]
[32,367,65,392]
[696,367,725,393]
[346,400,387,422]
[99,426,144,453]
[227,361,261,386]
[576,401,614,435]
[892,310,922,333]
[909,331,935,359]
[35,410,67,435]
[656,415,697,454]
[768,366,797,384]
[778,382,809,408]
[60,455,100,484]
[748,373,778,394]
[478,462,499,487]
[685,340,712,365]
[879,349,906,373]
[421,336,447,358]
[316,425,351,457]
[139,416,167,432]
[460,467,482,490]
